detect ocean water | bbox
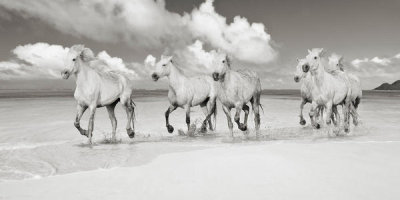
[0,91,399,181]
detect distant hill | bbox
[374,80,400,90]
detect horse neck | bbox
[75,61,96,87]
[311,61,327,89]
[220,69,232,90]
[167,64,186,92]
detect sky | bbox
[0,0,399,90]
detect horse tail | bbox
[259,103,264,114]
[212,100,217,130]
[353,97,360,109]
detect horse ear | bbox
[318,48,325,57]
[161,55,166,60]
[307,49,311,54]
[166,56,173,63]
[225,55,231,67]
[338,56,344,63]
[296,58,299,62]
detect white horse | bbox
[294,58,340,126]
[328,54,362,125]
[151,55,218,134]
[61,45,136,144]
[301,48,352,132]
[212,53,262,137]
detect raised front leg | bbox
[222,105,233,137]
[165,105,177,133]
[106,103,117,142]
[87,106,96,144]
[299,99,307,125]
[74,104,88,137]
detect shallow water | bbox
[0,92,399,181]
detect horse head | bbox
[151,55,173,81]
[212,52,231,82]
[302,48,325,73]
[328,53,344,71]
[294,58,308,82]
[61,45,94,79]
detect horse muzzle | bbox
[151,73,159,81]
[61,70,70,79]
[212,73,219,81]
[294,76,300,82]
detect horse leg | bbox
[206,99,217,131]
[234,104,247,131]
[87,106,96,144]
[309,102,320,129]
[242,104,250,130]
[332,105,339,126]
[165,105,177,133]
[251,96,261,136]
[74,104,88,137]
[343,99,351,133]
[200,103,209,133]
[325,101,333,125]
[106,103,117,142]
[130,99,136,135]
[299,99,307,125]
[222,105,234,137]
[185,105,191,132]
[350,102,359,126]
[123,102,135,138]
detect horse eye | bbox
[314,57,317,60]
[162,64,166,67]
[222,60,225,63]
[72,58,76,61]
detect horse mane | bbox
[72,45,134,81]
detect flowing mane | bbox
[70,45,135,81]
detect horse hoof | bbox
[167,125,174,133]
[314,123,320,129]
[353,120,359,126]
[128,131,135,138]
[344,127,350,133]
[81,130,89,138]
[238,123,247,131]
[299,119,306,125]
[200,126,207,133]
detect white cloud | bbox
[370,57,391,66]
[0,0,277,65]
[351,58,369,68]
[349,53,400,89]
[188,1,276,64]
[0,43,149,80]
